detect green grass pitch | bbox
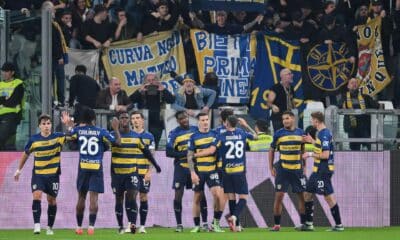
[1,227,400,240]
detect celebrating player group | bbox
[14,107,343,235]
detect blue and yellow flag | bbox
[250,33,304,120]
[191,29,256,104]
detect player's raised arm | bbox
[238,117,257,138]
[110,117,121,145]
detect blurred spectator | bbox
[71,0,91,29]
[59,10,74,48]
[280,10,316,43]
[96,76,131,112]
[190,10,264,34]
[247,119,273,151]
[354,4,369,25]
[128,73,175,147]
[202,72,219,109]
[80,4,114,49]
[171,77,216,117]
[369,0,393,66]
[324,1,336,16]
[267,68,295,131]
[341,78,381,150]
[69,65,100,122]
[113,7,134,41]
[136,0,179,41]
[43,1,68,106]
[0,62,24,150]
[315,14,356,63]
[3,0,33,11]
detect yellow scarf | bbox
[344,91,366,128]
[52,21,68,56]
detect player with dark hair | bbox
[166,111,198,232]
[14,114,66,235]
[269,110,307,231]
[196,115,256,232]
[187,112,225,233]
[111,111,161,234]
[61,108,121,235]
[130,111,157,234]
[302,111,344,231]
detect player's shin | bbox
[47,204,57,228]
[32,200,41,224]
[139,200,148,226]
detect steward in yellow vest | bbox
[0,62,24,150]
[248,119,273,151]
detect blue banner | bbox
[191,0,267,12]
[191,30,256,104]
[250,33,304,121]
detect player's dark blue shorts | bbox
[111,174,139,194]
[193,171,221,192]
[138,175,151,193]
[172,164,192,190]
[306,172,334,195]
[31,174,60,197]
[223,173,248,195]
[77,170,104,193]
[274,164,306,193]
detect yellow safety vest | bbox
[248,133,273,152]
[0,78,24,115]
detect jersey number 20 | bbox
[79,136,99,156]
[225,141,244,159]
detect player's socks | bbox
[89,213,97,226]
[300,213,306,225]
[47,204,57,228]
[200,198,208,223]
[115,203,123,228]
[174,200,183,225]
[305,201,314,224]
[214,211,222,221]
[140,201,148,226]
[228,200,236,216]
[76,214,84,227]
[233,199,246,219]
[330,204,342,225]
[274,215,281,225]
[32,200,41,224]
[194,216,200,226]
[126,201,138,224]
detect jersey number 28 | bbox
[225,141,244,159]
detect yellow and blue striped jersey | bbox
[24,132,66,175]
[166,126,198,168]
[111,130,146,175]
[215,128,254,174]
[212,125,226,169]
[70,125,116,172]
[313,128,334,173]
[136,130,155,176]
[271,128,305,171]
[188,130,217,173]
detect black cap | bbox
[1,62,16,72]
[371,0,382,6]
